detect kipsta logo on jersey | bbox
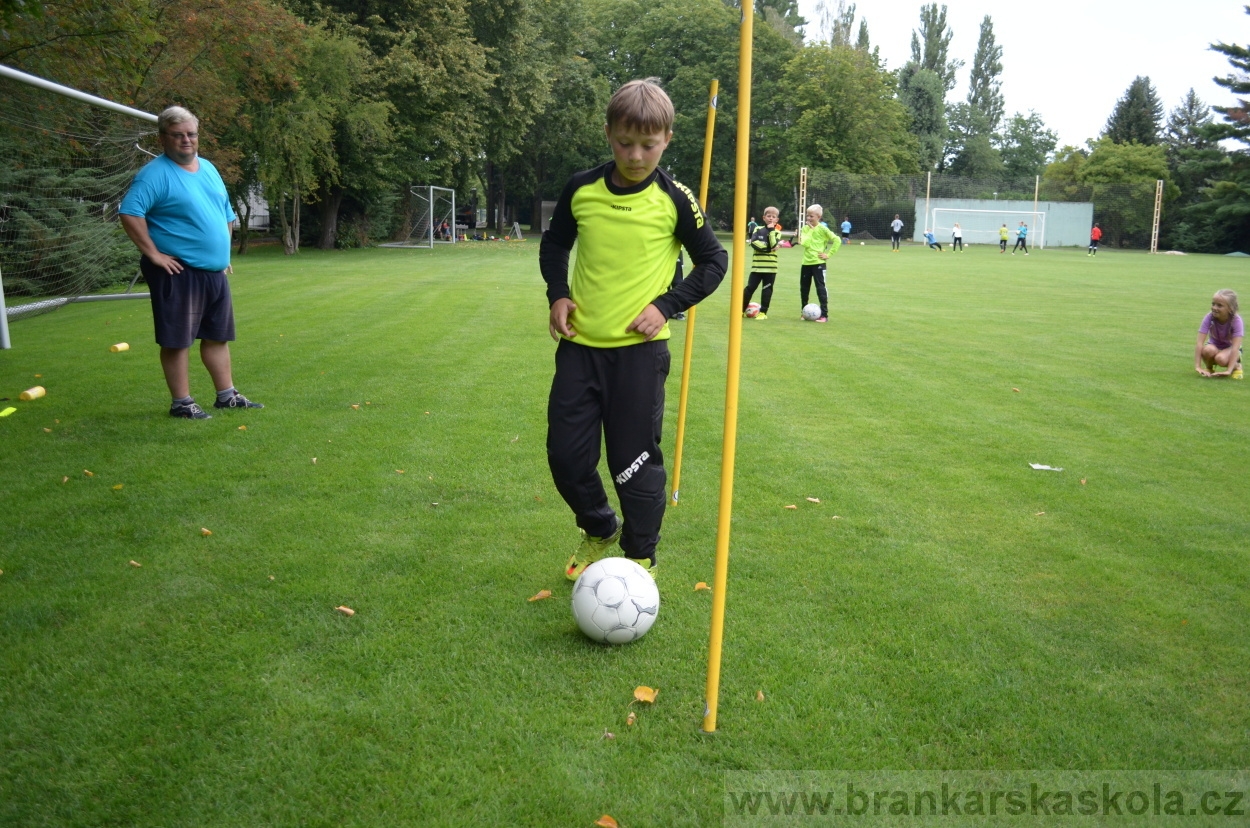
[611,204,632,211]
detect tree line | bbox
[1,0,1246,252]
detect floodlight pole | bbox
[670,79,718,507]
[1033,175,1041,250]
[702,1,752,735]
[924,172,931,235]
[1150,179,1163,254]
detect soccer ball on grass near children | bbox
[572,557,660,644]
[801,304,822,321]
[745,302,761,318]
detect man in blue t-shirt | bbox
[840,216,852,245]
[120,106,262,419]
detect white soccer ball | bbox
[745,302,761,318]
[860,241,865,245]
[571,557,660,644]
[801,303,822,321]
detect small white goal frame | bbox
[380,185,456,248]
[930,208,1047,250]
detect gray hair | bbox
[158,106,198,134]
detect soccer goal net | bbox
[931,208,1047,249]
[380,186,456,248]
[0,65,159,348]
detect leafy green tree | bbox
[0,0,156,100]
[1077,138,1178,247]
[998,111,1057,179]
[1102,75,1164,145]
[908,3,961,95]
[944,103,1001,178]
[1185,11,1250,253]
[780,44,918,176]
[966,15,1003,134]
[1162,90,1224,245]
[898,67,946,170]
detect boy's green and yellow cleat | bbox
[564,518,623,580]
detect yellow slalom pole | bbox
[702,3,752,734]
[670,79,718,507]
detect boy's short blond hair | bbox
[806,203,823,218]
[606,78,674,134]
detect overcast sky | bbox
[793,0,1247,148]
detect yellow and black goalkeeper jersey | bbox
[749,225,782,274]
[540,161,727,349]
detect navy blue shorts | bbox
[141,257,236,349]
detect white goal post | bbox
[930,207,1047,250]
[0,65,158,350]
[380,186,456,248]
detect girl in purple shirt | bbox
[1194,289,1243,379]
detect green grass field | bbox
[1,239,1247,826]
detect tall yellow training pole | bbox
[670,79,719,507]
[702,3,752,734]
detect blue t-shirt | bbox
[924,232,936,244]
[1017,225,1028,239]
[119,154,236,271]
[840,221,851,235]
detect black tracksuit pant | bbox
[800,263,829,318]
[547,338,670,561]
[743,271,776,313]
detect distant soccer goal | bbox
[0,65,158,349]
[381,186,456,248]
[930,207,1047,249]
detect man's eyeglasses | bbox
[163,132,198,140]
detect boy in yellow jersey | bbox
[793,203,839,322]
[540,78,727,579]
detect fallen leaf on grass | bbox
[311,458,317,464]
[237,425,247,431]
[201,527,212,536]
[626,711,636,726]
[1080,478,1087,485]
[83,469,94,477]
[595,816,619,828]
[365,401,371,405]
[351,404,360,410]
[268,575,275,581]
[43,427,51,433]
[1012,387,1020,392]
[756,690,765,702]
[694,582,710,592]
[806,497,821,503]
[424,411,430,415]
[633,686,658,704]
[831,516,842,520]
[112,484,124,491]
[528,589,552,602]
[395,469,405,474]
[335,605,355,617]
[1035,511,1046,516]
[129,560,141,567]
[601,729,614,740]
[34,374,41,378]
[61,476,68,484]
[784,504,797,510]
